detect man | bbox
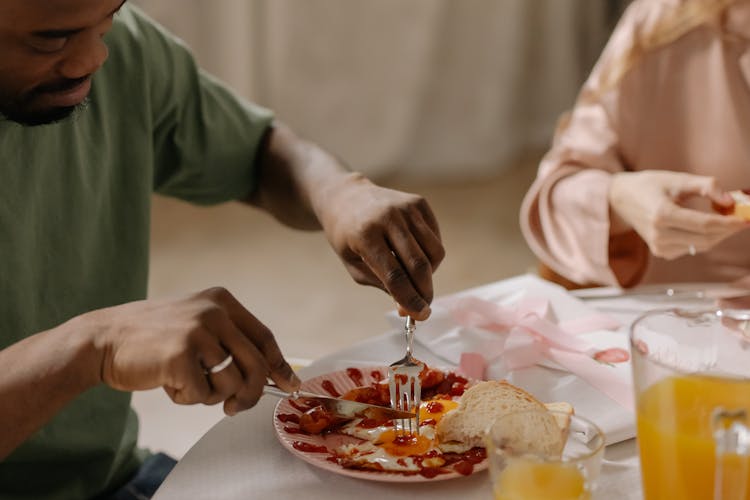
[0,1,445,498]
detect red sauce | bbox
[430,372,467,398]
[357,418,380,429]
[289,400,315,413]
[453,460,474,476]
[343,385,390,407]
[462,447,487,464]
[299,406,334,434]
[346,367,364,386]
[370,370,384,382]
[441,447,487,466]
[292,441,329,453]
[418,468,445,479]
[449,383,466,397]
[420,419,436,427]
[420,368,445,388]
[277,413,300,424]
[425,401,444,414]
[712,201,734,215]
[397,458,407,467]
[284,426,306,435]
[321,380,341,397]
[395,373,408,385]
[593,348,630,364]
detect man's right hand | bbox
[86,287,300,415]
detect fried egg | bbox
[336,398,459,473]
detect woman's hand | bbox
[608,171,747,259]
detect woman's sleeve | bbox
[519,1,653,287]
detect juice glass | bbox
[631,308,750,500]
[487,410,604,500]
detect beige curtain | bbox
[135,0,616,180]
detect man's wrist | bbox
[61,312,107,389]
[309,170,368,228]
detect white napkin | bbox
[388,274,636,445]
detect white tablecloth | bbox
[152,279,728,499]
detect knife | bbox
[572,284,750,301]
[263,385,416,420]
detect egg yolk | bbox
[418,399,458,424]
[375,429,433,456]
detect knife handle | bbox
[263,384,300,400]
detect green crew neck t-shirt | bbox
[0,6,272,499]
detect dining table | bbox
[152,275,731,500]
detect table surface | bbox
[152,281,721,500]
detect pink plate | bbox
[272,365,488,482]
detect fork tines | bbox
[389,367,422,434]
[388,316,423,436]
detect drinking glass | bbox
[631,308,750,500]
[487,409,604,500]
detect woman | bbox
[521,0,750,287]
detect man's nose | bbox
[57,33,109,80]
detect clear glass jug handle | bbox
[712,408,750,500]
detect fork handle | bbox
[405,316,416,356]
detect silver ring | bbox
[688,244,697,256]
[206,354,233,375]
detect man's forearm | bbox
[246,122,354,230]
[0,316,101,459]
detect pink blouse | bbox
[521,0,750,287]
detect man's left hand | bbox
[317,173,445,320]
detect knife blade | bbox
[263,385,416,420]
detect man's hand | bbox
[316,173,445,320]
[608,171,747,259]
[89,287,300,415]
[249,123,445,320]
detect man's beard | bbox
[1,101,88,126]
[0,76,91,126]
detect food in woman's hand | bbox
[277,366,572,478]
[713,189,750,219]
[730,190,750,220]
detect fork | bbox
[388,316,424,435]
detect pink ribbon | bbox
[451,296,633,411]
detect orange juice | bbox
[637,375,750,500]
[493,458,591,500]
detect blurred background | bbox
[130,0,628,458]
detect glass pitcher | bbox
[630,308,750,500]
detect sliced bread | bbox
[543,401,574,441]
[436,380,574,455]
[436,380,546,450]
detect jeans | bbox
[102,453,177,500]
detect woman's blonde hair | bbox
[600,0,736,91]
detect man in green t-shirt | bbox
[0,1,445,499]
